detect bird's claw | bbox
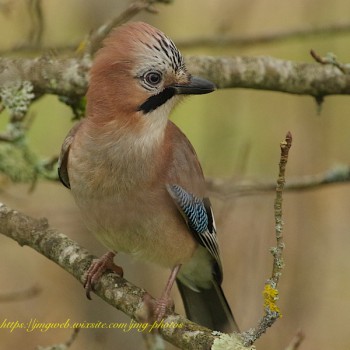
[140,293,174,326]
[84,251,123,299]
[154,296,174,322]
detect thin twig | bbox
[207,163,350,198]
[310,49,350,74]
[285,330,305,350]
[0,284,41,302]
[65,328,80,348]
[85,0,171,55]
[271,131,292,284]
[28,0,44,46]
[241,132,292,346]
[177,22,350,49]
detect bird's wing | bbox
[58,121,83,189]
[166,184,222,277]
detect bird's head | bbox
[87,22,215,126]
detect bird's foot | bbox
[154,295,174,321]
[152,264,180,321]
[139,293,174,326]
[84,251,123,299]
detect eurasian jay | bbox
[58,21,238,333]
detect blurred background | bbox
[1,0,350,349]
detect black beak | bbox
[172,76,216,95]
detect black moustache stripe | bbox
[138,87,176,114]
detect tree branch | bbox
[0,202,250,350]
[3,21,350,55]
[176,22,350,49]
[0,57,90,98]
[185,55,350,97]
[206,164,350,198]
[1,54,349,99]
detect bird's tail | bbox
[176,279,239,333]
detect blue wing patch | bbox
[166,184,221,271]
[167,184,208,234]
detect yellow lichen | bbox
[263,284,282,316]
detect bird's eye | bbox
[144,71,162,86]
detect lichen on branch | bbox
[1,54,350,100]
